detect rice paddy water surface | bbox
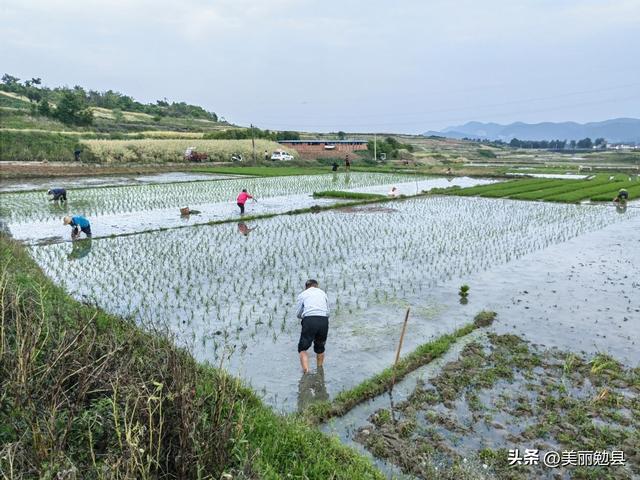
[1,173,493,242]
[25,192,639,411]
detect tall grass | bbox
[0,236,383,479]
[81,139,296,163]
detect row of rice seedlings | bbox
[543,179,640,202]
[510,176,623,200]
[590,183,640,201]
[28,196,636,368]
[1,172,432,224]
[447,178,557,197]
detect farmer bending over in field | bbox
[63,215,92,239]
[613,188,629,203]
[236,189,255,215]
[295,279,329,374]
[47,188,67,203]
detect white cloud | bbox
[1,0,638,132]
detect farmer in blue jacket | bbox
[63,215,92,239]
[47,188,67,203]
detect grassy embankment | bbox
[439,174,640,203]
[303,312,496,425]
[0,235,383,479]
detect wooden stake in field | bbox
[391,307,410,389]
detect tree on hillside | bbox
[576,137,593,149]
[1,73,20,89]
[53,90,93,126]
[37,98,51,116]
[24,77,42,87]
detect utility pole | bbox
[374,133,377,162]
[251,123,256,164]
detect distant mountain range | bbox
[423,118,640,143]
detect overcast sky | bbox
[1,0,639,133]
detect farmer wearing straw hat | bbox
[63,215,92,239]
[613,188,629,203]
[295,279,330,374]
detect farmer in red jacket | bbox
[236,189,256,214]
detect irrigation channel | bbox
[2,171,638,478]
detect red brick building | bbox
[278,140,368,159]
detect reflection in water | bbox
[615,203,627,214]
[48,203,69,216]
[332,172,338,183]
[68,238,92,260]
[344,172,351,185]
[297,367,329,412]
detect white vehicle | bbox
[271,150,294,161]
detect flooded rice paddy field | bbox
[0,171,238,192]
[322,211,639,479]
[26,195,639,414]
[1,173,492,242]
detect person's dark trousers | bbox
[298,316,329,354]
[74,226,92,238]
[54,192,67,202]
[237,202,245,214]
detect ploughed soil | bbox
[355,334,639,479]
[0,161,232,179]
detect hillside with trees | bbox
[1,74,219,125]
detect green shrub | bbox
[476,149,497,158]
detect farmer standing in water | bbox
[613,188,629,203]
[63,215,92,239]
[236,188,255,215]
[295,279,329,374]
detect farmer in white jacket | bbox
[295,279,330,374]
